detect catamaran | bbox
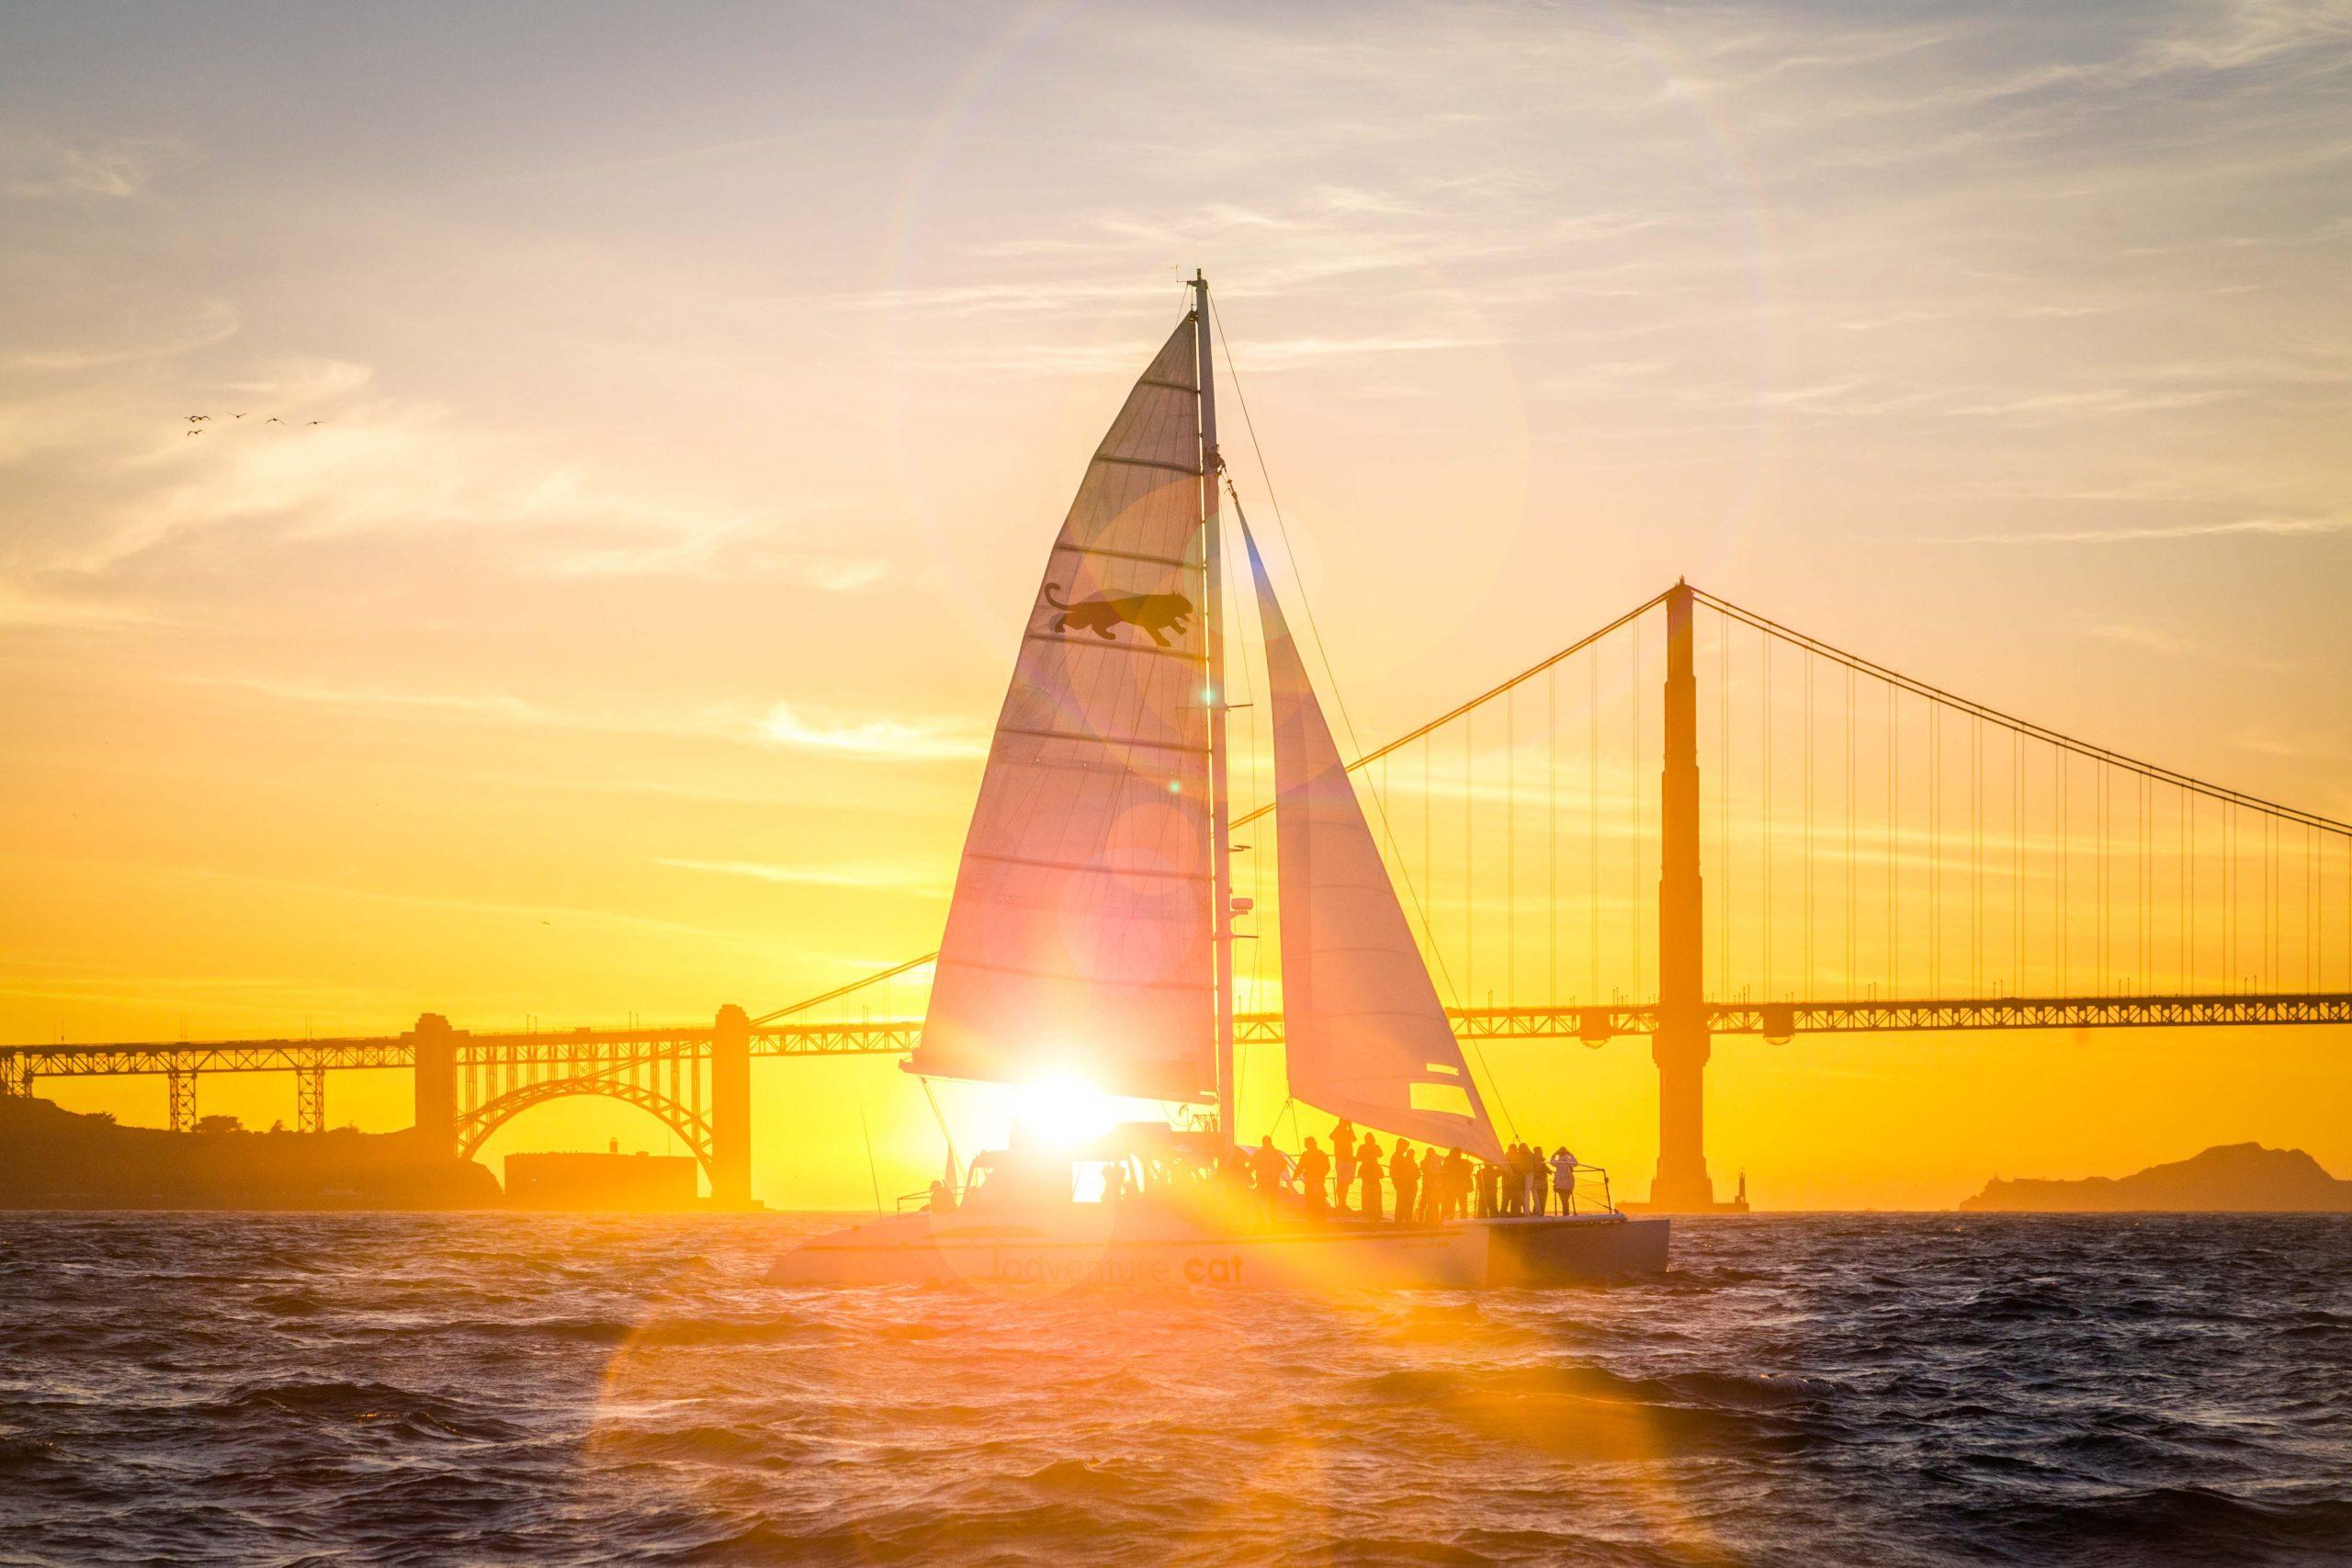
[769,276,1667,1289]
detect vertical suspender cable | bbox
[1804,656,1815,996]
[1846,665,1857,996]
[1631,626,1644,998]
[1763,630,1774,998]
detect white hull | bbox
[767,1210,1668,1291]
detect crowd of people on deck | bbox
[1227,1122,1591,1224]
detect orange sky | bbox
[5,2,2349,1207]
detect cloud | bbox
[1929,514,2350,545]
[651,857,948,896]
[2080,618,2290,671]
[757,702,984,761]
[6,299,243,373]
[0,581,168,630]
[189,675,984,765]
[2,137,197,199]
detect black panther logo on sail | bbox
[1040,583,1194,649]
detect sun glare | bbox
[1011,1075,1123,1149]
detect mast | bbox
[1195,270,1237,1141]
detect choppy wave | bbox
[1,1211,2347,1565]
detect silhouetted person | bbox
[1418,1145,1443,1222]
[1250,1135,1287,1225]
[1332,1119,1356,1213]
[1476,1157,1498,1218]
[1442,1148,1469,1221]
[929,1179,956,1213]
[1297,1135,1330,1220]
[1358,1134,1384,1222]
[1530,1148,1549,1217]
[1390,1140,1419,1225]
[1551,1147,1577,1215]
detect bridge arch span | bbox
[457,1078,716,1188]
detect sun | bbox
[1009,1075,1123,1149]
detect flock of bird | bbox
[181,412,325,436]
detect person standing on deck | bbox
[1551,1147,1578,1214]
[1357,1134,1384,1222]
[1528,1145,1548,1217]
[1297,1136,1330,1220]
[1476,1157,1498,1218]
[1332,1120,1357,1215]
[1390,1141,1420,1225]
[1443,1148,1470,1221]
[1419,1145,1445,1222]
[1250,1135,1289,1225]
[1498,1145,1521,1215]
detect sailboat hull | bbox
[766,1212,1668,1290]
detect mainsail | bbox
[1244,525,1504,1162]
[910,315,1217,1102]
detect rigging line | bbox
[1548,666,1558,1002]
[1695,589,2352,837]
[1221,479,1449,999]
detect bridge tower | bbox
[1649,581,1732,1212]
[709,1004,753,1209]
[410,1012,458,1156]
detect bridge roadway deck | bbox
[5,992,2347,1079]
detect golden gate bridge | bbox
[6,582,2347,1210]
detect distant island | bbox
[1961,1143,2352,1213]
[0,1094,498,1210]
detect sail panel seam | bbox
[965,851,1209,883]
[1091,453,1203,477]
[1019,631,1208,666]
[1050,542,1204,571]
[933,954,1213,992]
[996,724,1208,754]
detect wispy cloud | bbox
[2080,618,2290,671]
[6,299,242,373]
[757,702,984,761]
[190,675,984,763]
[651,856,947,896]
[1928,514,2351,545]
[2,136,197,199]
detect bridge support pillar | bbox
[297,1066,328,1134]
[166,1066,197,1134]
[1646,581,1740,1213]
[410,1013,458,1156]
[710,1005,753,1209]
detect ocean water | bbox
[2,1213,2347,1566]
